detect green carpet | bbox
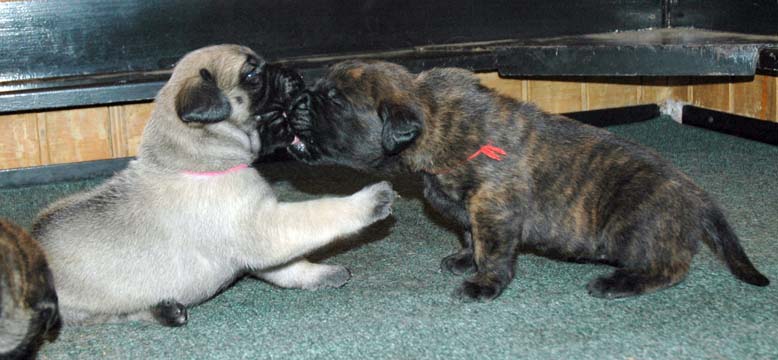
[1,116,776,359]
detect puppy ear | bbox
[379,101,423,155]
[175,69,232,123]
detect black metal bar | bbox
[0,82,167,114]
[496,45,759,77]
[564,104,660,127]
[682,106,778,146]
[0,158,132,189]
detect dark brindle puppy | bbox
[286,60,770,301]
[1,219,59,359]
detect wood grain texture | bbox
[40,107,112,164]
[690,78,732,113]
[107,102,154,157]
[527,80,585,113]
[732,75,776,122]
[108,106,128,158]
[121,102,154,156]
[640,77,691,104]
[586,79,641,110]
[477,73,525,101]
[772,76,778,122]
[0,113,41,169]
[35,113,50,165]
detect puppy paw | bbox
[453,277,505,302]
[358,181,397,222]
[441,251,476,275]
[151,300,188,327]
[306,265,352,290]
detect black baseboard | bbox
[0,151,299,189]
[682,106,778,146]
[0,157,132,189]
[564,104,660,127]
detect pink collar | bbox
[182,163,250,178]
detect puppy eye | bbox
[244,67,262,84]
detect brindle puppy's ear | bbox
[379,101,423,155]
[175,69,232,123]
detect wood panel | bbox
[109,102,154,157]
[477,73,526,101]
[40,107,112,165]
[108,106,127,158]
[586,80,641,110]
[4,74,778,171]
[732,75,776,122]
[690,78,732,113]
[772,76,778,122]
[0,113,41,169]
[527,80,585,113]
[640,77,690,104]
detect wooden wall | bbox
[1,74,776,171]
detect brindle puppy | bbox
[286,60,770,301]
[0,219,58,359]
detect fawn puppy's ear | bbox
[175,69,232,124]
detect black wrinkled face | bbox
[247,57,304,122]
[286,80,386,169]
[248,59,305,155]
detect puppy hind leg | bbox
[254,259,351,290]
[60,303,187,327]
[587,263,690,299]
[97,301,187,327]
[587,244,692,299]
[150,300,188,327]
[589,221,694,298]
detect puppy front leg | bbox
[422,174,474,275]
[246,181,396,269]
[253,259,351,289]
[454,190,522,302]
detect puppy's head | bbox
[287,60,423,169]
[155,45,303,156]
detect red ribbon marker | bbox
[427,141,508,175]
[467,142,507,161]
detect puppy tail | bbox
[701,206,769,287]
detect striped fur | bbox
[287,60,769,301]
[0,219,58,359]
